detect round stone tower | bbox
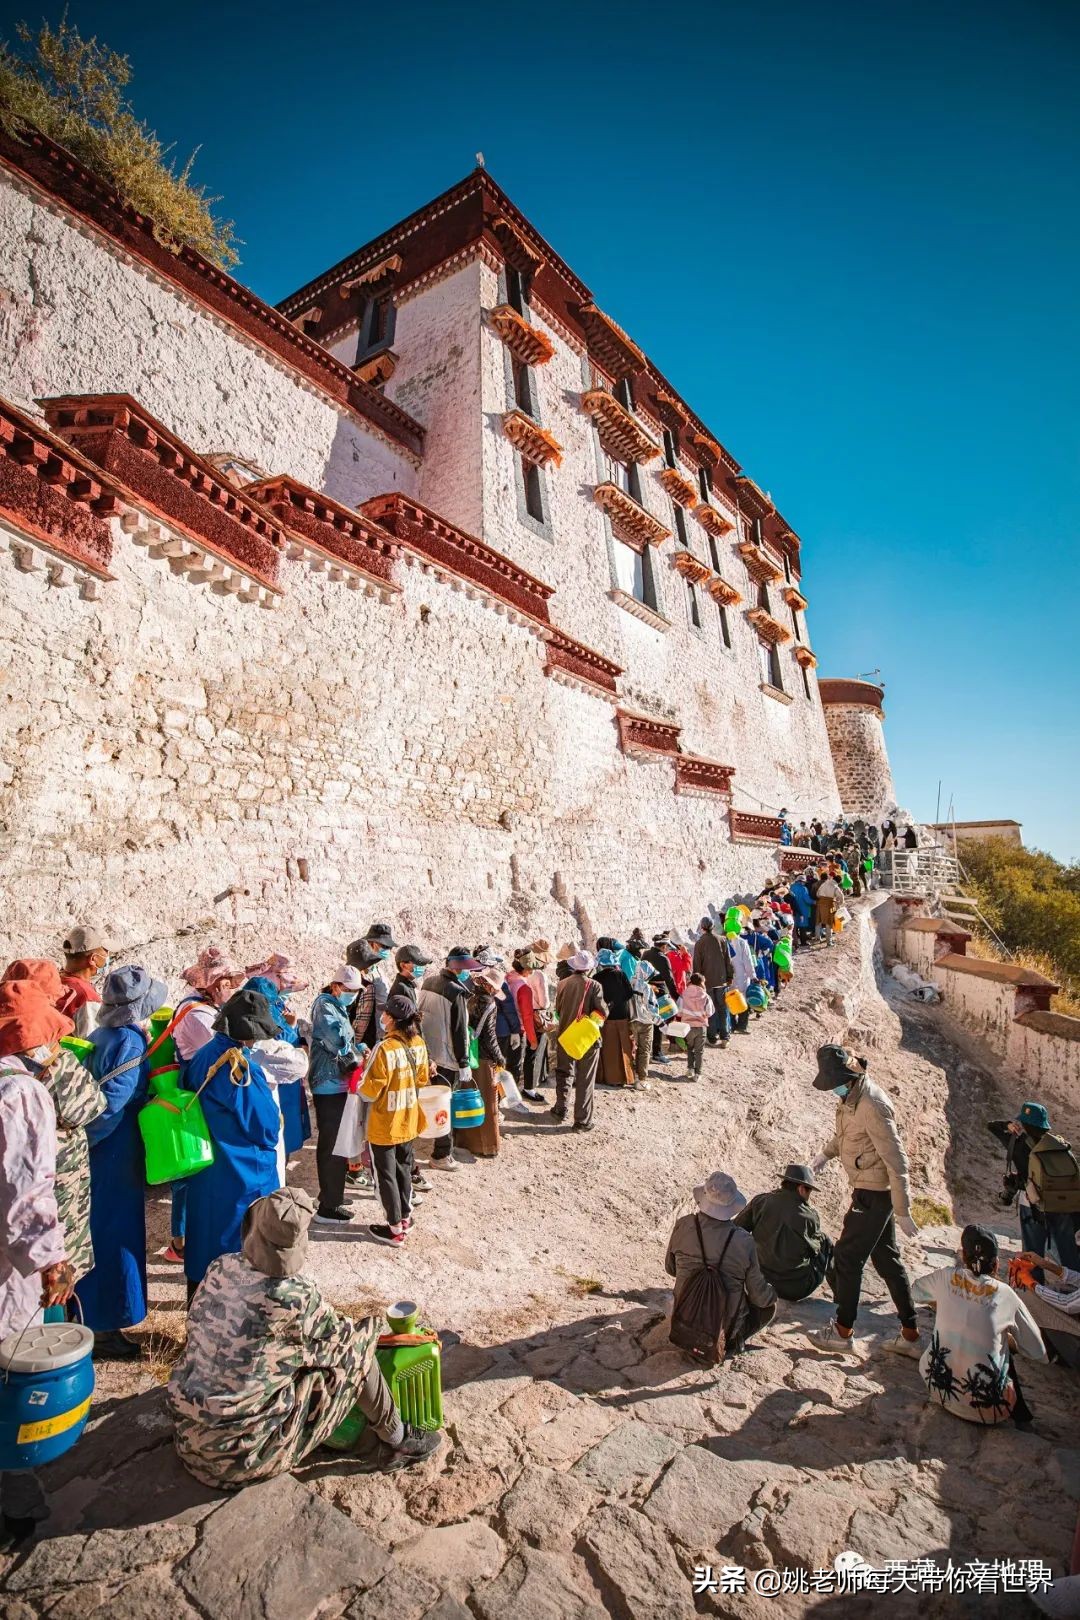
[818,679,897,821]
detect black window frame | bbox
[523,460,545,523]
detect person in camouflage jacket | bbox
[39,1049,106,1281]
[168,1187,440,1487]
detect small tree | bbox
[0,14,238,267]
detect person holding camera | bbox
[988,1101,1080,1272]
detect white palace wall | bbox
[0,164,840,973]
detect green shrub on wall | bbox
[960,838,1080,1009]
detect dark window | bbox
[718,603,731,648]
[356,296,396,361]
[615,376,634,413]
[706,535,721,573]
[783,548,793,583]
[633,543,659,611]
[513,360,534,415]
[673,504,689,547]
[769,643,784,690]
[524,461,544,522]
[757,580,771,613]
[627,461,644,505]
[688,582,702,629]
[610,457,630,494]
[802,665,813,700]
[663,428,678,469]
[791,606,802,642]
[505,266,526,315]
[698,464,712,502]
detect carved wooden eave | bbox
[675,755,735,798]
[608,588,671,631]
[653,389,689,432]
[793,645,818,669]
[738,540,784,584]
[490,215,541,280]
[340,254,403,299]
[616,708,681,760]
[781,850,818,873]
[657,466,698,509]
[707,576,742,607]
[746,607,792,644]
[577,302,646,380]
[697,503,733,539]
[728,472,772,521]
[730,809,783,844]
[41,393,284,597]
[581,390,659,465]
[594,482,670,551]
[353,349,398,387]
[503,410,562,467]
[690,428,722,464]
[782,585,808,611]
[293,305,324,335]
[488,305,555,366]
[671,549,712,585]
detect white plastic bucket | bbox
[418,1086,452,1138]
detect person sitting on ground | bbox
[359,993,429,1247]
[677,973,714,1081]
[913,1225,1045,1427]
[56,925,110,1036]
[735,1163,834,1301]
[168,1187,440,1488]
[665,1172,776,1354]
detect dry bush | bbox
[0,15,238,266]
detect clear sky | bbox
[11,0,1078,857]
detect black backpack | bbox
[669,1218,735,1367]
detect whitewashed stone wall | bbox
[822,701,897,821]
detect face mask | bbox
[833,1083,851,1099]
[412,965,425,979]
[372,948,390,961]
[456,969,471,983]
[338,991,358,1007]
[94,955,111,985]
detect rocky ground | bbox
[1,901,1077,1618]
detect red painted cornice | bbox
[245,474,398,588]
[0,394,120,576]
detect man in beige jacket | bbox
[805,1044,922,1356]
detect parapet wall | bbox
[882,901,1080,1118]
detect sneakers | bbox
[400,1215,414,1232]
[378,1423,442,1473]
[346,1169,375,1194]
[368,1224,405,1247]
[806,1320,859,1354]
[409,1192,425,1208]
[572,1120,595,1132]
[161,1243,185,1265]
[653,1054,670,1066]
[885,1332,924,1360]
[428,1156,459,1172]
[314,1205,355,1226]
[549,1106,567,1122]
[522,1088,546,1101]
[412,1168,433,1192]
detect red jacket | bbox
[666,947,692,997]
[505,972,537,1048]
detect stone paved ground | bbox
[1,906,1077,1618]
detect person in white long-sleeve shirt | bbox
[1026,1252,1080,1315]
[913,1225,1046,1427]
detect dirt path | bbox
[4,903,1077,1619]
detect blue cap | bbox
[1018,1101,1050,1132]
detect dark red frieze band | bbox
[730,809,783,842]
[246,475,398,587]
[674,756,735,795]
[616,709,682,757]
[817,679,885,710]
[545,632,622,697]
[0,394,120,575]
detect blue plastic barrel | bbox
[0,1322,95,1469]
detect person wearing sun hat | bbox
[76,965,168,1359]
[988,1100,1079,1272]
[665,1172,776,1353]
[735,1163,833,1300]
[308,966,369,1220]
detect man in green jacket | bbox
[735,1164,833,1301]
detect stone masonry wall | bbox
[822,702,897,820]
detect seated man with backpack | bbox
[989,1101,1080,1273]
[665,1172,777,1364]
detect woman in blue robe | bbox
[76,965,167,1361]
[243,974,310,1156]
[181,990,282,1297]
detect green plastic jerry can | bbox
[323,1335,443,1451]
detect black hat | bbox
[781,1162,818,1189]
[364,922,397,949]
[214,989,278,1045]
[346,939,382,970]
[960,1223,998,1275]
[396,944,432,967]
[384,993,419,1025]
[812,1044,867,1091]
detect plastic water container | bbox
[324,1334,442,1452]
[0,1323,95,1470]
[59,1035,94,1066]
[138,1088,215,1184]
[417,1086,451,1138]
[451,1086,485,1131]
[147,1006,181,1094]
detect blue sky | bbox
[13,0,1078,857]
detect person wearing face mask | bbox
[389,945,433,1008]
[0,961,105,1287]
[308,967,368,1223]
[346,924,397,1052]
[805,1043,922,1357]
[57,924,111,1036]
[0,982,77,1553]
[76,965,168,1360]
[418,948,479,1173]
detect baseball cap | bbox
[62,925,108,956]
[396,944,433,967]
[332,965,364,991]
